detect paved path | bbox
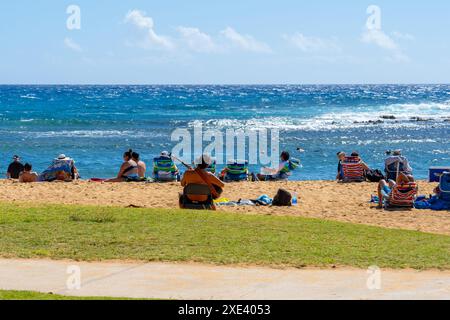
[0,259,449,300]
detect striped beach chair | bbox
[340,156,365,182]
[153,156,179,182]
[223,160,249,182]
[385,183,418,209]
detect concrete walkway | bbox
[0,259,449,300]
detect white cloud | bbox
[177,27,218,53]
[391,31,415,41]
[64,37,82,52]
[361,29,410,62]
[283,33,342,53]
[221,27,271,53]
[124,10,174,50]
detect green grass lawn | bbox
[0,203,449,269]
[0,290,148,300]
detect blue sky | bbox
[1,0,449,84]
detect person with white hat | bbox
[179,154,224,207]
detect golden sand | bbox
[0,180,448,236]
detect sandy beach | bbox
[0,180,448,236]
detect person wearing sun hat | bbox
[384,149,413,180]
[180,153,224,204]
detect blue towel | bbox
[414,195,450,211]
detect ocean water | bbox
[1,84,449,180]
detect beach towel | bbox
[223,160,249,182]
[414,195,450,211]
[340,156,365,182]
[39,159,76,182]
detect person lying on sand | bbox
[257,151,294,181]
[19,163,38,183]
[180,154,224,203]
[106,149,139,182]
[377,172,415,208]
[132,152,147,178]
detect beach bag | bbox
[366,169,384,182]
[272,189,292,206]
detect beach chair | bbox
[153,156,179,182]
[385,182,418,210]
[223,160,249,182]
[179,184,215,210]
[438,172,450,201]
[340,156,365,182]
[206,158,217,175]
[385,158,407,181]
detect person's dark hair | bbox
[280,151,290,162]
[24,163,32,171]
[351,151,359,157]
[132,152,140,161]
[124,149,133,160]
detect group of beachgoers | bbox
[4,148,449,210]
[5,154,79,183]
[4,149,297,183]
[336,149,420,208]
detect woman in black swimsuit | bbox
[106,149,139,182]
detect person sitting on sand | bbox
[377,172,415,208]
[106,149,139,182]
[38,154,79,182]
[384,150,413,180]
[257,151,296,181]
[7,155,25,179]
[180,154,224,203]
[132,152,147,178]
[349,151,370,171]
[336,151,346,180]
[19,163,38,183]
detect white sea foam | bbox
[20,94,40,100]
[14,130,164,139]
[193,101,450,132]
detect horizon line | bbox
[1,83,450,86]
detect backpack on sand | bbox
[272,189,292,206]
[366,169,385,183]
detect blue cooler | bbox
[429,167,450,182]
